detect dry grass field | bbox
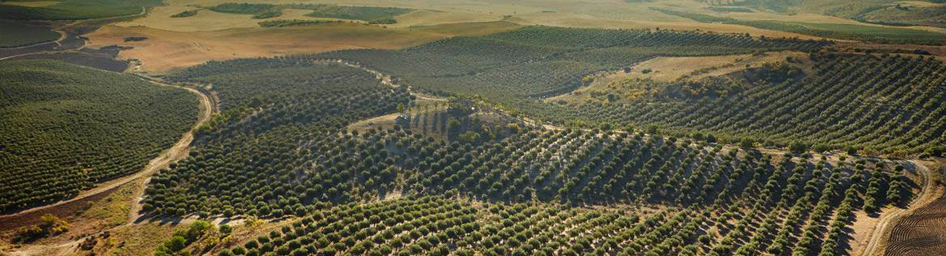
[549,51,808,104]
[87,21,519,73]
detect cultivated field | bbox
[0,60,197,213]
[4,1,946,256]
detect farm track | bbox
[0,75,214,235]
[861,160,941,256]
[882,160,946,256]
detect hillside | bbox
[0,60,198,212]
[2,1,946,256]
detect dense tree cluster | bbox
[0,60,198,212]
[143,63,412,217]
[216,178,897,256]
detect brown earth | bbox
[86,21,521,74]
[883,159,946,256]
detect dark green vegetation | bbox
[217,186,881,255]
[208,3,281,19]
[208,3,411,23]
[0,20,59,48]
[258,19,342,28]
[0,0,161,20]
[291,4,410,23]
[653,8,946,44]
[144,62,412,217]
[0,60,197,212]
[170,9,198,18]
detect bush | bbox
[789,141,808,154]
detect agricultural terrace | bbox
[0,60,197,212]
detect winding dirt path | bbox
[0,77,214,232]
[861,160,940,256]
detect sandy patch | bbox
[0,1,58,7]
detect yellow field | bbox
[87,21,520,74]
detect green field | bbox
[0,60,197,212]
[0,0,162,20]
[0,20,59,47]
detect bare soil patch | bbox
[884,160,946,256]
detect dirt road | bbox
[0,78,214,232]
[861,160,940,256]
